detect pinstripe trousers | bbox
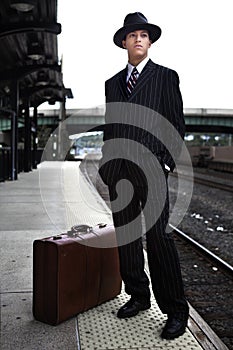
[108,159,189,316]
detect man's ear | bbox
[148,40,152,48]
[122,40,126,48]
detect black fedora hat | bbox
[113,12,162,49]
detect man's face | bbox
[122,29,151,61]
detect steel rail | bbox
[170,224,233,276]
[171,172,233,193]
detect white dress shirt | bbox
[126,56,150,82]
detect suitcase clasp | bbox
[98,223,107,228]
[53,235,63,240]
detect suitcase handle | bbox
[67,223,107,238]
[67,224,92,237]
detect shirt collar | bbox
[127,56,150,80]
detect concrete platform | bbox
[0,161,227,350]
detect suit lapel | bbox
[128,59,156,101]
[117,67,128,100]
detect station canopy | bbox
[0,0,72,112]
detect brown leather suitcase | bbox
[33,223,122,325]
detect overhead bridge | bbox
[35,107,233,134]
[1,107,233,135]
[184,108,233,133]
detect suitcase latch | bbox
[98,223,107,228]
[53,235,63,240]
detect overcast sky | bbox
[54,0,233,111]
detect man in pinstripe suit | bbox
[99,12,189,339]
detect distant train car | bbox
[187,146,233,173]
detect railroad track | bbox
[172,227,233,350]
[171,224,233,276]
[80,156,233,350]
[81,155,233,193]
[171,171,233,193]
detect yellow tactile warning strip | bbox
[77,286,202,350]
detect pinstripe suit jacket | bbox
[99,59,185,185]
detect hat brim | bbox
[113,23,161,48]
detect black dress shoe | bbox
[161,314,188,339]
[117,298,151,319]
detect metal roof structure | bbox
[0,0,72,109]
[0,0,73,180]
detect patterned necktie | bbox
[127,67,138,95]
